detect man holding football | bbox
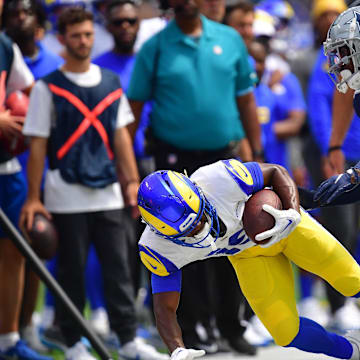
[138,158,360,360]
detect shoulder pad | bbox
[222,159,254,195]
[139,244,178,277]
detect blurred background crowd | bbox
[1,0,360,359]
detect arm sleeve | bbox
[22,80,53,137]
[222,159,264,195]
[7,43,34,94]
[244,162,264,193]
[151,270,182,294]
[116,94,134,128]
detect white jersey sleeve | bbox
[23,80,53,138]
[7,43,34,94]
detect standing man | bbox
[0,0,52,359]
[127,0,262,169]
[20,7,169,360]
[93,0,156,303]
[127,0,262,354]
[2,0,64,354]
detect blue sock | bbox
[286,317,353,359]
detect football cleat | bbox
[345,330,360,360]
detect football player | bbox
[314,6,360,205]
[138,159,360,360]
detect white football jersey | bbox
[139,160,264,277]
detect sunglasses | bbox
[111,18,138,26]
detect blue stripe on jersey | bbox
[151,270,182,294]
[244,162,264,194]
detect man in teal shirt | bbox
[128,6,261,158]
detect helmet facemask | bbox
[138,171,220,250]
[325,14,360,93]
[325,38,360,93]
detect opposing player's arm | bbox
[314,161,360,206]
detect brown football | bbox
[242,189,283,245]
[0,91,29,156]
[24,213,58,260]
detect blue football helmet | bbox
[138,170,220,249]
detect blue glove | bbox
[314,162,360,205]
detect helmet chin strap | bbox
[194,221,217,251]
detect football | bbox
[23,213,58,260]
[0,91,29,156]
[242,189,283,245]
[5,91,29,116]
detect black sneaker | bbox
[228,335,257,356]
[183,333,218,354]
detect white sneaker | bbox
[65,341,97,360]
[243,321,272,347]
[89,307,110,337]
[297,297,330,327]
[345,330,360,360]
[329,300,360,332]
[21,324,49,353]
[119,337,169,360]
[39,306,55,331]
[249,316,273,343]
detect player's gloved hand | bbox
[314,164,360,205]
[170,347,205,360]
[255,205,301,248]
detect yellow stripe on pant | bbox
[229,210,360,346]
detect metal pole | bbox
[0,208,114,360]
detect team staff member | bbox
[19,7,168,360]
[0,0,48,359]
[137,159,360,360]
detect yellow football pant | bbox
[229,210,360,346]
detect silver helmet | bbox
[324,6,360,93]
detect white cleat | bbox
[329,300,360,333]
[297,297,330,327]
[243,321,272,347]
[248,316,273,344]
[119,337,170,360]
[89,307,110,337]
[345,330,360,360]
[65,341,97,360]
